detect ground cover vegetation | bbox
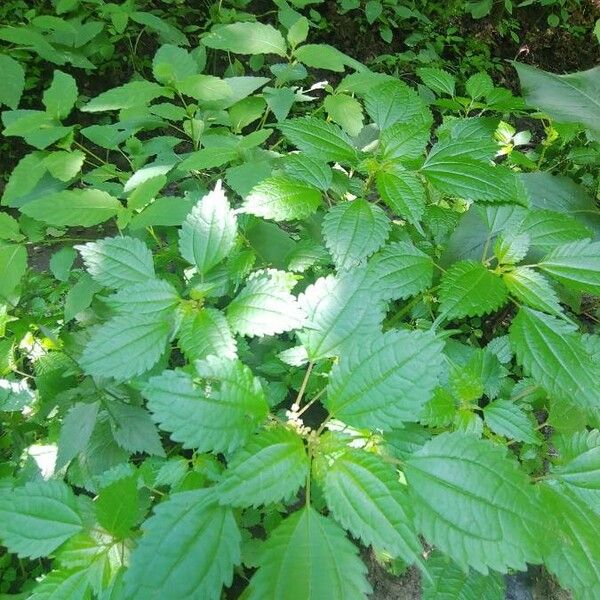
[0,0,599,598]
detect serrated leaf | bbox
[422,552,505,600]
[279,117,358,165]
[376,164,426,225]
[439,260,508,319]
[178,307,237,361]
[539,239,600,295]
[108,401,165,457]
[57,402,99,469]
[203,22,286,56]
[144,360,268,454]
[493,233,530,265]
[484,399,539,444]
[466,72,494,100]
[326,330,444,429]
[226,271,305,337]
[27,569,90,600]
[178,181,237,275]
[19,189,122,227]
[379,121,430,161]
[0,243,27,300]
[152,44,197,85]
[417,67,456,96]
[324,94,364,137]
[217,427,308,507]
[76,236,155,289]
[246,506,370,600]
[322,199,390,270]
[503,266,564,317]
[82,81,167,112]
[124,489,240,600]
[281,153,333,191]
[540,483,600,599]
[322,449,422,564]
[242,176,322,221]
[405,432,543,573]
[96,472,139,539]
[294,44,356,72]
[0,481,83,558]
[297,268,386,360]
[0,378,34,412]
[0,55,25,109]
[366,241,433,301]
[105,279,179,316]
[80,315,171,380]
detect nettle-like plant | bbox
[1,11,600,600]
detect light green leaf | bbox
[247,506,370,600]
[279,117,358,165]
[64,273,102,322]
[80,315,171,380]
[0,243,27,300]
[484,399,540,444]
[324,94,364,137]
[281,153,333,191]
[144,359,268,453]
[405,432,543,572]
[322,199,390,270]
[96,471,139,538]
[81,81,167,112]
[226,270,306,337]
[0,481,83,558]
[108,401,165,457]
[439,260,508,319]
[178,307,237,361]
[105,280,179,316]
[27,569,90,600]
[127,175,167,210]
[217,426,308,507]
[44,150,85,182]
[294,44,359,72]
[509,308,600,419]
[417,67,456,96]
[539,239,600,295]
[323,449,422,564]
[0,212,22,241]
[152,44,197,85]
[242,176,322,222]
[124,489,240,600]
[56,401,99,469]
[503,266,564,317]
[178,181,237,275]
[43,70,78,120]
[514,63,600,140]
[179,147,238,171]
[326,329,444,429]
[0,378,34,412]
[376,164,426,225]
[366,241,433,301]
[76,236,155,289]
[422,552,505,600]
[203,22,286,56]
[0,54,25,109]
[466,72,494,100]
[379,121,430,160]
[130,10,189,46]
[287,16,309,47]
[176,74,232,103]
[20,189,122,227]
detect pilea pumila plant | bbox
[1,8,600,600]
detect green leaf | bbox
[80,315,171,380]
[364,80,432,130]
[242,176,322,222]
[178,181,237,275]
[466,72,494,100]
[43,70,78,120]
[217,426,308,507]
[439,260,508,319]
[298,268,386,360]
[127,175,167,210]
[20,189,122,227]
[294,44,357,72]
[281,153,333,191]
[379,121,430,161]
[152,44,197,85]
[540,483,600,599]
[323,449,422,564]
[514,63,600,140]
[539,239,600,295]
[405,432,543,572]
[27,569,90,600]
[0,481,83,558]
[0,54,25,109]
[76,236,155,289]
[178,307,237,361]
[124,489,240,600]
[176,74,232,103]
[130,10,188,46]
[203,22,286,56]
[287,16,309,47]
[96,471,139,538]
[324,94,364,137]
[144,360,269,453]
[0,243,27,301]
[226,270,306,337]
[376,164,426,225]
[44,150,85,182]
[366,241,433,301]
[0,212,22,241]
[322,199,390,270]
[81,81,167,112]
[105,279,179,316]
[509,308,600,420]
[422,552,505,600]
[503,266,564,317]
[326,329,444,429]
[417,67,456,96]
[108,401,165,457]
[483,399,540,444]
[49,246,75,281]
[56,401,99,469]
[279,117,358,165]
[64,273,102,322]
[247,506,370,600]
